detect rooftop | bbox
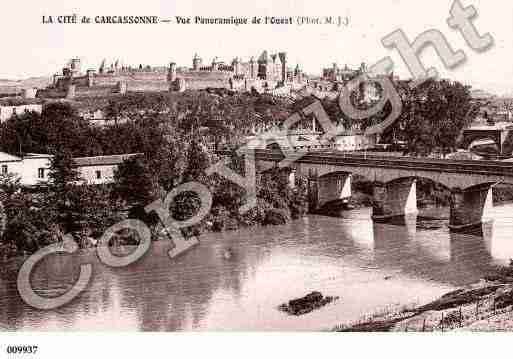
[73,153,143,167]
[0,152,22,162]
[24,153,53,159]
[466,121,513,131]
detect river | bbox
[1,204,513,331]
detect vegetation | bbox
[383,79,478,156]
[0,91,309,259]
[301,78,477,156]
[0,79,480,258]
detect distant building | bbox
[245,125,378,152]
[0,103,42,122]
[0,152,144,187]
[46,51,307,98]
[470,88,496,101]
[77,108,111,126]
[307,61,395,103]
[0,152,52,186]
[461,122,513,156]
[322,62,365,82]
[333,134,377,151]
[73,153,143,184]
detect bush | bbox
[264,208,289,225]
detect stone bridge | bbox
[461,126,513,156]
[234,149,513,233]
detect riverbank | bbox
[334,265,513,332]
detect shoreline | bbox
[334,265,513,332]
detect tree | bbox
[150,134,186,192]
[69,184,122,243]
[45,147,83,232]
[0,173,21,196]
[383,79,477,156]
[182,138,211,183]
[112,156,154,209]
[0,102,99,156]
[48,148,81,190]
[3,212,39,253]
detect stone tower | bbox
[168,62,177,82]
[232,57,241,76]
[193,54,202,71]
[257,50,269,80]
[117,81,127,95]
[66,84,76,99]
[177,78,186,92]
[212,57,219,71]
[249,57,256,79]
[63,67,72,78]
[86,69,95,87]
[99,59,106,74]
[22,88,37,99]
[278,52,287,83]
[52,74,60,87]
[294,64,303,82]
[70,58,81,76]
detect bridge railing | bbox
[216,149,513,176]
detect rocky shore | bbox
[334,265,513,332]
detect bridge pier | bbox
[449,184,493,233]
[372,178,418,221]
[308,176,319,212]
[316,173,352,209]
[248,151,511,231]
[288,168,296,189]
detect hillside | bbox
[0,77,52,95]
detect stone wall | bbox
[37,88,67,98]
[177,70,232,81]
[184,78,230,90]
[176,71,232,90]
[127,81,169,92]
[93,72,168,87]
[75,86,115,97]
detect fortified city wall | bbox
[46,51,307,99]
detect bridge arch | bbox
[251,150,513,231]
[468,138,499,150]
[463,182,497,191]
[468,138,500,156]
[382,176,450,190]
[310,166,448,190]
[317,170,353,179]
[461,130,502,151]
[303,163,507,190]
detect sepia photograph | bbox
[0,0,513,357]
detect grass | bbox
[332,265,513,332]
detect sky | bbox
[1,0,512,95]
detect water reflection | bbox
[1,204,512,331]
[371,216,494,285]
